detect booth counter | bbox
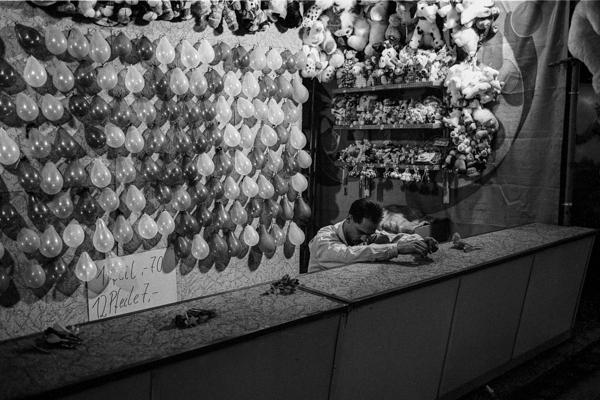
[0,223,595,400]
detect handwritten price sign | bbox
[87,249,177,321]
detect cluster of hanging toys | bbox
[0,23,312,292]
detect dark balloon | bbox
[294,196,311,222]
[248,198,263,218]
[63,159,87,188]
[202,100,216,121]
[155,70,174,101]
[141,65,163,100]
[0,94,19,125]
[213,150,233,177]
[112,32,132,58]
[210,233,228,259]
[74,61,96,89]
[196,204,212,227]
[88,96,111,124]
[84,125,106,149]
[155,184,172,204]
[0,203,22,239]
[120,37,140,65]
[248,147,266,170]
[0,59,20,89]
[186,103,202,125]
[75,190,102,225]
[273,173,288,195]
[174,236,192,259]
[210,43,222,65]
[53,128,83,160]
[68,94,90,119]
[110,99,133,128]
[183,156,199,182]
[279,197,294,220]
[137,36,155,61]
[194,181,209,203]
[227,231,242,257]
[206,69,223,94]
[206,176,224,200]
[258,225,276,254]
[175,212,200,236]
[108,68,130,100]
[28,194,52,230]
[18,159,41,192]
[191,126,211,153]
[15,24,51,60]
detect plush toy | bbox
[347,15,370,51]
[78,0,101,18]
[379,41,398,70]
[385,1,415,45]
[208,0,240,31]
[569,0,600,97]
[364,1,390,56]
[409,0,444,50]
[276,0,303,30]
[114,0,139,25]
[332,0,357,37]
[302,0,335,28]
[351,61,367,87]
[141,0,162,21]
[191,0,211,31]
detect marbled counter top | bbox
[0,284,344,400]
[299,223,596,303]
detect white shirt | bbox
[307,221,423,273]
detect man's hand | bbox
[424,237,439,253]
[396,240,430,257]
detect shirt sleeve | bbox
[310,230,399,270]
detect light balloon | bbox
[89,30,111,64]
[23,261,46,288]
[156,36,175,65]
[0,128,20,166]
[45,26,67,55]
[62,220,84,248]
[15,92,39,122]
[75,251,97,282]
[90,158,111,188]
[41,94,64,121]
[125,66,144,93]
[40,161,63,194]
[23,56,47,88]
[137,213,158,239]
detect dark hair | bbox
[349,199,383,224]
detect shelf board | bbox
[336,161,441,171]
[334,123,442,131]
[332,81,443,95]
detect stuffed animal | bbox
[237,0,269,33]
[351,61,367,87]
[379,41,398,70]
[78,0,101,18]
[115,0,139,24]
[409,0,444,50]
[191,0,211,31]
[208,0,240,31]
[452,26,478,58]
[364,1,390,56]
[569,0,600,97]
[302,0,335,28]
[347,15,370,51]
[332,0,357,37]
[385,1,415,45]
[276,0,303,30]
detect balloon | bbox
[67,28,89,59]
[294,50,308,71]
[137,36,155,60]
[206,176,224,200]
[125,185,146,214]
[62,220,84,248]
[113,215,133,244]
[196,39,214,64]
[40,94,64,121]
[276,76,293,99]
[214,150,233,177]
[250,46,267,71]
[258,224,276,253]
[82,127,104,152]
[239,125,256,149]
[17,159,40,192]
[196,152,215,176]
[174,236,192,259]
[296,149,312,169]
[92,218,114,253]
[156,210,175,235]
[125,66,144,93]
[181,39,201,69]
[24,56,47,88]
[105,123,125,148]
[52,128,81,160]
[271,224,285,246]
[125,126,144,153]
[105,253,127,279]
[112,32,132,58]
[89,30,111,64]
[279,196,294,220]
[15,93,39,122]
[294,196,311,222]
[223,71,242,97]
[116,156,136,183]
[266,48,283,71]
[223,176,240,200]
[96,64,117,91]
[257,175,275,199]
[291,172,308,193]
[233,150,252,176]
[15,24,48,59]
[137,213,158,239]
[39,225,63,258]
[215,96,232,124]
[68,94,90,120]
[241,72,260,99]
[248,146,266,170]
[45,26,67,55]
[206,69,224,94]
[173,184,193,211]
[90,158,111,188]
[23,261,46,288]
[236,98,255,119]
[259,124,278,147]
[228,200,246,225]
[191,233,210,260]
[289,126,307,149]
[17,227,40,253]
[156,37,175,65]
[253,99,269,122]
[27,128,50,159]
[75,189,103,224]
[189,68,208,96]
[241,176,259,198]
[288,221,305,245]
[267,99,284,126]
[175,212,200,236]
[0,128,19,166]
[75,251,97,282]
[89,96,110,124]
[40,161,63,194]
[52,61,75,92]
[169,67,189,96]
[48,191,74,219]
[292,77,309,103]
[271,174,287,196]
[223,124,241,148]
[0,268,9,294]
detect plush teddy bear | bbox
[302,0,335,28]
[409,0,444,50]
[191,0,211,31]
[208,0,241,31]
[114,0,139,25]
[236,0,269,33]
[351,62,367,87]
[78,0,101,18]
[385,1,415,45]
[300,44,322,78]
[364,1,390,56]
[569,0,600,98]
[347,15,370,51]
[331,0,357,37]
[379,41,398,70]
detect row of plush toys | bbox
[29,0,304,33]
[298,0,500,82]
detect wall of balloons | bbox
[0,21,312,294]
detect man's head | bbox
[344,199,384,245]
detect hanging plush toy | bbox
[409,0,444,50]
[364,1,390,57]
[191,0,212,31]
[207,0,241,32]
[385,1,415,46]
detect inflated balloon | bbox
[239,226,258,248]
[81,127,104,152]
[271,224,285,246]
[282,101,299,124]
[48,191,74,219]
[174,128,193,154]
[89,96,110,123]
[292,77,309,103]
[259,124,278,147]
[239,175,258,198]
[90,158,111,188]
[257,175,275,199]
[75,251,97,282]
[125,185,146,214]
[295,149,312,169]
[112,215,133,244]
[215,96,232,125]
[258,225,276,253]
[39,225,63,258]
[232,150,251,176]
[0,93,18,126]
[125,126,144,153]
[41,94,64,122]
[89,30,111,64]
[289,126,307,149]
[23,261,46,288]
[191,233,210,260]
[196,39,214,64]
[223,71,242,97]
[137,213,158,239]
[293,50,308,71]
[206,69,224,94]
[27,128,51,159]
[0,268,9,294]
[249,146,266,170]
[172,185,192,211]
[279,196,294,220]
[156,210,175,236]
[105,253,127,279]
[169,67,189,96]
[189,68,208,97]
[288,221,305,246]
[76,189,103,224]
[294,196,312,221]
[92,218,114,253]
[52,128,81,160]
[62,220,85,248]
[156,36,175,65]
[24,56,47,88]
[95,63,117,91]
[175,212,200,236]
[0,128,19,166]
[51,61,74,93]
[223,176,240,200]
[17,227,40,253]
[15,24,47,59]
[40,161,63,194]
[125,66,144,93]
[240,72,259,100]
[237,125,254,149]
[235,98,253,119]
[116,156,136,183]
[67,28,89,59]
[221,124,240,148]
[271,174,287,196]
[27,194,50,231]
[45,26,67,55]
[174,235,191,259]
[206,176,224,200]
[17,159,40,192]
[266,48,283,72]
[105,123,125,148]
[180,39,200,69]
[112,32,132,58]
[250,46,267,71]
[282,49,297,73]
[68,94,90,119]
[276,76,293,99]
[15,93,39,122]
[291,172,308,193]
[267,99,284,126]
[250,99,267,123]
[194,153,214,178]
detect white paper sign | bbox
[87,249,177,321]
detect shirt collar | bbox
[334,220,348,245]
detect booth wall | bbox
[0,2,302,341]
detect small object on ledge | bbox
[171,308,217,329]
[34,323,82,352]
[261,274,299,296]
[451,233,482,252]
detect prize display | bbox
[0,23,311,293]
